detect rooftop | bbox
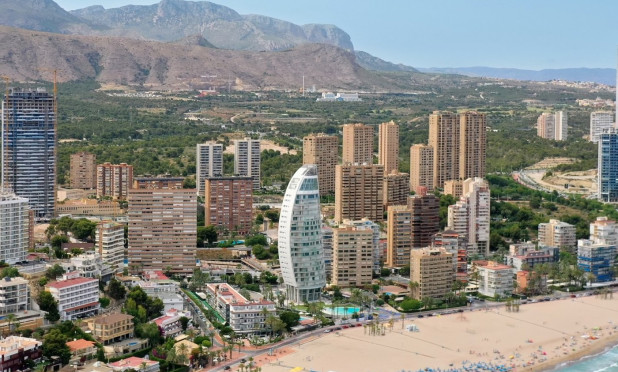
[109,356,157,369]
[67,339,96,352]
[92,313,133,325]
[47,276,97,289]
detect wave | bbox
[556,344,618,371]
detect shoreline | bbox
[260,296,618,372]
[525,333,618,371]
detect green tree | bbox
[107,278,126,300]
[43,329,71,364]
[99,297,111,308]
[45,264,66,280]
[197,225,218,247]
[38,291,60,322]
[136,322,161,346]
[0,267,20,278]
[279,311,300,330]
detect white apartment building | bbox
[196,142,223,196]
[447,178,490,257]
[0,191,29,264]
[589,216,617,245]
[537,111,568,141]
[205,283,276,335]
[62,252,114,280]
[0,277,30,315]
[46,273,100,320]
[278,165,326,303]
[474,261,514,298]
[95,221,125,269]
[234,138,261,190]
[590,111,615,143]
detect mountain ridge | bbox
[419,66,616,86]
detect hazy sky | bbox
[55,0,618,70]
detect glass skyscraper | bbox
[2,89,56,219]
[278,165,325,303]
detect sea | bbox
[556,344,618,371]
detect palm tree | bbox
[400,313,405,329]
[388,318,394,332]
[140,362,148,371]
[177,342,189,365]
[4,314,17,336]
[408,281,420,299]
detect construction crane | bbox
[0,75,10,191]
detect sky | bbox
[55,0,618,70]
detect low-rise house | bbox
[67,339,97,362]
[473,260,514,298]
[204,283,276,335]
[151,292,184,313]
[62,252,114,282]
[506,244,559,271]
[108,356,159,372]
[151,309,190,338]
[0,336,42,372]
[87,313,134,345]
[46,273,100,320]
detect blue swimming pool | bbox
[323,307,360,316]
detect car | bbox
[323,329,332,333]
[240,358,246,363]
[356,323,362,327]
[224,367,231,371]
[457,309,464,313]
[342,325,349,329]
[417,314,424,318]
[334,326,342,330]
[432,313,439,316]
[426,313,433,317]
[570,294,576,298]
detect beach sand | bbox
[260,295,618,372]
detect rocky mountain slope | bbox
[0,26,398,90]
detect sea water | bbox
[557,344,618,371]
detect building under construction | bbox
[1,89,56,220]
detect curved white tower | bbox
[278,165,325,303]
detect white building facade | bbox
[0,191,29,264]
[590,111,615,143]
[196,142,223,195]
[447,178,490,257]
[46,273,100,320]
[234,139,261,190]
[95,221,125,270]
[278,165,326,303]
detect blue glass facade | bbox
[2,90,56,219]
[598,129,618,203]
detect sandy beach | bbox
[258,295,618,372]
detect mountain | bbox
[418,66,616,86]
[70,0,354,51]
[0,0,96,33]
[0,26,399,91]
[354,51,417,73]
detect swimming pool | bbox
[323,306,360,316]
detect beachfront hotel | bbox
[409,247,455,300]
[278,165,326,303]
[473,261,514,298]
[537,219,577,250]
[204,283,276,335]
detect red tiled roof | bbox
[109,356,157,369]
[47,277,97,289]
[66,339,95,352]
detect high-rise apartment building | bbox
[378,121,399,175]
[383,172,410,208]
[322,225,334,280]
[0,191,29,264]
[95,221,125,270]
[234,138,260,190]
[2,89,56,219]
[342,123,373,165]
[128,188,197,275]
[386,205,412,268]
[70,152,97,189]
[537,112,568,141]
[303,134,338,195]
[429,112,459,188]
[332,225,374,287]
[598,128,618,203]
[408,193,440,249]
[335,164,384,223]
[589,216,617,245]
[196,142,223,196]
[447,178,491,257]
[344,218,381,274]
[204,176,253,235]
[432,231,468,282]
[577,239,616,283]
[278,165,325,303]
[459,112,486,180]
[538,219,576,249]
[409,248,454,300]
[133,176,184,190]
[409,144,434,192]
[444,180,463,198]
[590,111,614,143]
[0,277,30,315]
[97,163,133,200]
